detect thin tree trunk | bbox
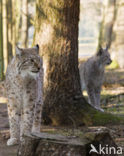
[2,0,8,73]
[98,0,116,49]
[15,0,21,43]
[7,0,13,60]
[0,0,3,80]
[20,0,28,48]
[11,0,16,55]
[111,0,124,68]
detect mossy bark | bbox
[35,0,83,125]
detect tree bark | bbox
[35,0,84,125]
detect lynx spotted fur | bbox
[6,45,43,146]
[79,46,112,112]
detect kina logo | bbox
[89,144,123,155]
[89,144,98,154]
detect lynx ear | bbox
[33,44,39,53]
[16,46,22,56]
[97,47,103,56]
[106,44,109,51]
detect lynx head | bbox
[16,44,42,78]
[96,45,112,66]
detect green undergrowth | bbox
[73,98,124,127]
[91,110,124,126]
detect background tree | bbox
[7,0,21,58]
[2,0,8,73]
[0,0,3,80]
[97,0,124,69]
[20,0,28,48]
[11,0,20,55]
[110,0,124,68]
[98,0,116,49]
[7,0,13,60]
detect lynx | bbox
[79,46,112,112]
[6,45,43,146]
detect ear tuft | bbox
[33,44,39,53]
[16,46,22,56]
[33,44,39,50]
[106,44,109,51]
[36,44,39,49]
[97,47,103,56]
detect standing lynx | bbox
[79,46,112,112]
[6,45,43,146]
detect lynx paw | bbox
[20,136,25,144]
[99,108,104,112]
[7,138,19,146]
[96,107,104,112]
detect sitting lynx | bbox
[79,46,112,112]
[6,45,43,146]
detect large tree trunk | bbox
[35,0,84,125]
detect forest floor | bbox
[0,69,124,155]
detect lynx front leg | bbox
[32,99,43,133]
[32,70,43,133]
[95,88,104,112]
[7,99,20,146]
[21,103,34,137]
[87,88,96,108]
